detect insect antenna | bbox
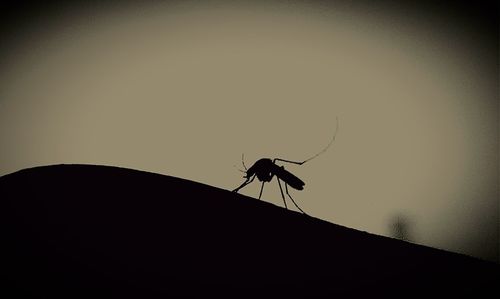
[241,153,248,170]
[233,164,246,173]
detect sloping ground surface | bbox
[1,164,498,297]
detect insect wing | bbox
[276,167,305,190]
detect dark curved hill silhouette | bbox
[1,164,498,298]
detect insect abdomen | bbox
[275,167,305,190]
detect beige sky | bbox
[0,1,497,262]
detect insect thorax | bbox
[248,158,275,182]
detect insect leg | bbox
[258,181,265,200]
[232,174,255,193]
[284,183,307,215]
[276,178,288,209]
[272,158,305,165]
[273,117,339,166]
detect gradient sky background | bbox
[0,0,498,262]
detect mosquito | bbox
[232,117,339,214]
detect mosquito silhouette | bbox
[233,117,339,214]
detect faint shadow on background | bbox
[389,214,414,242]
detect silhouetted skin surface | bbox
[1,165,498,298]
